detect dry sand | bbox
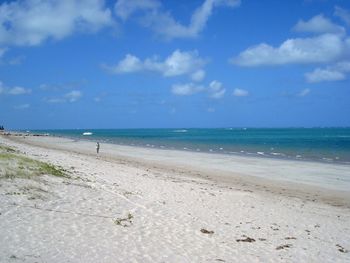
[0,134,350,262]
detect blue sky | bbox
[0,0,350,129]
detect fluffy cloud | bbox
[171,83,204,96]
[172,80,226,98]
[231,10,350,85]
[0,81,31,95]
[233,88,248,97]
[305,61,350,83]
[111,54,143,73]
[208,80,226,99]
[107,49,207,79]
[0,0,113,47]
[115,0,240,39]
[305,68,345,83]
[231,33,347,66]
[293,14,345,35]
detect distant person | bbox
[96,142,100,154]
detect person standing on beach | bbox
[96,142,100,154]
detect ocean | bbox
[30,128,350,164]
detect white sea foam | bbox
[257,152,265,155]
[271,152,284,156]
[173,129,188,133]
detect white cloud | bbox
[305,68,345,83]
[7,86,31,95]
[191,69,206,82]
[335,6,350,26]
[294,14,345,35]
[233,88,249,97]
[0,82,31,95]
[231,33,347,66]
[45,89,82,103]
[172,80,226,98]
[208,80,226,99]
[45,98,66,104]
[108,49,207,79]
[14,103,30,109]
[298,88,311,97]
[111,54,143,73]
[115,0,160,20]
[0,0,113,47]
[171,83,204,96]
[305,61,350,83]
[115,0,240,39]
[65,90,82,102]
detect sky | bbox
[0,0,350,129]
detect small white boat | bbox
[82,132,93,136]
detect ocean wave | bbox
[173,129,188,133]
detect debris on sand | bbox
[236,237,255,242]
[276,244,292,250]
[285,237,297,240]
[200,228,214,234]
[114,213,133,227]
[336,244,349,253]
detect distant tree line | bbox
[0,125,4,130]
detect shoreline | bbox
[13,129,350,165]
[3,133,350,207]
[1,134,350,262]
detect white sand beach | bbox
[1,134,350,262]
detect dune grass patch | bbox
[0,144,69,180]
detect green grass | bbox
[0,145,16,153]
[0,144,69,179]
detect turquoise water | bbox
[30,128,350,164]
